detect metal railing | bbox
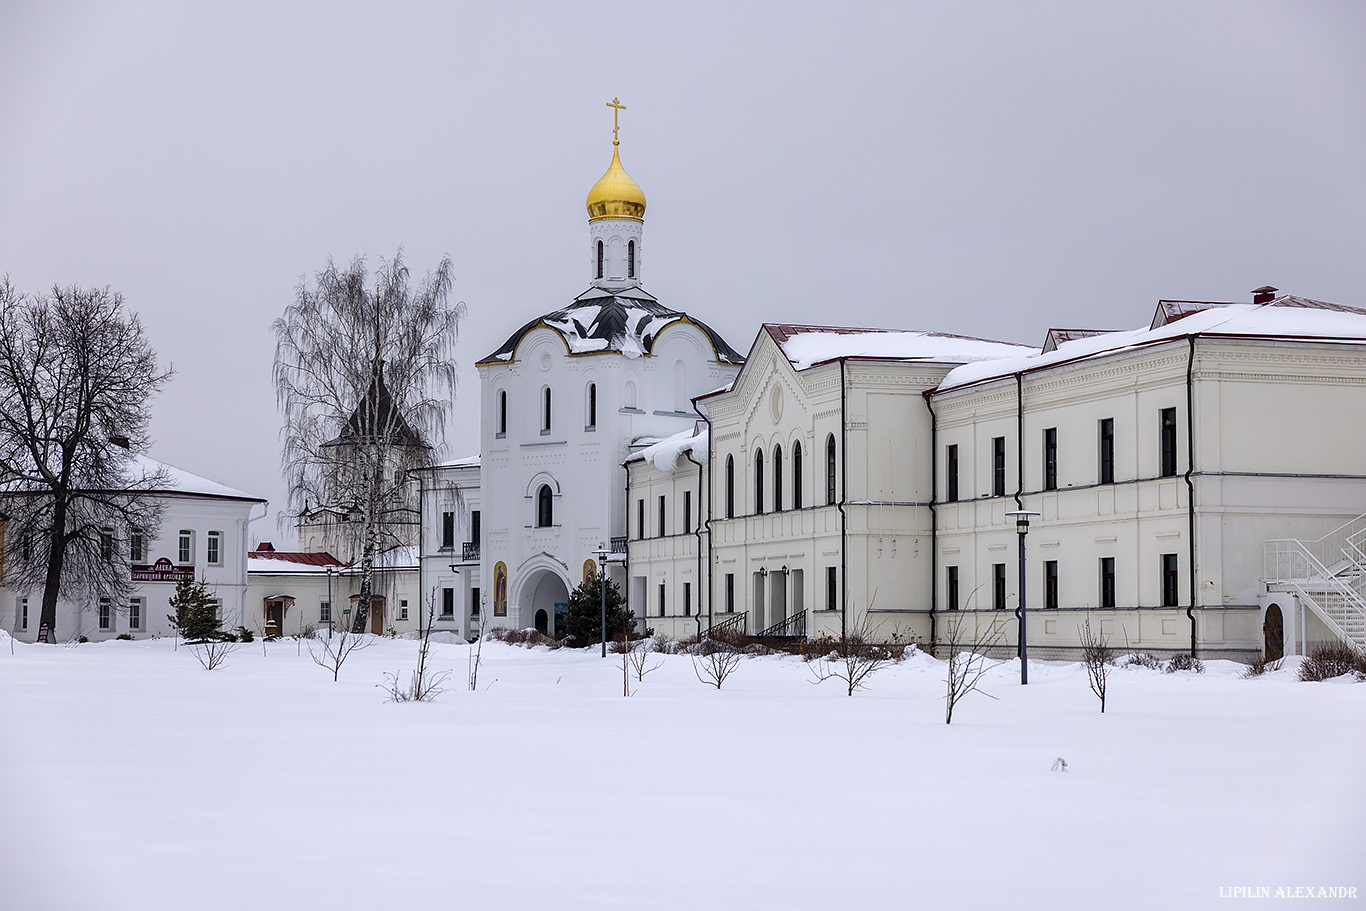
[757,609,807,640]
[706,612,746,639]
[462,541,480,562]
[1265,517,1366,652]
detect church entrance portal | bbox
[1264,603,1284,661]
[525,570,570,639]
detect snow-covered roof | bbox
[625,426,709,472]
[938,295,1366,393]
[763,324,1036,371]
[479,288,744,366]
[342,545,419,573]
[130,454,263,501]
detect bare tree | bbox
[1079,615,1112,713]
[308,625,373,682]
[692,637,742,689]
[628,637,664,684]
[942,611,1006,724]
[189,637,237,671]
[273,252,461,633]
[808,601,894,696]
[381,605,450,702]
[0,279,173,639]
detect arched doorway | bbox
[521,569,570,639]
[1263,603,1284,660]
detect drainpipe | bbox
[923,391,938,649]
[838,358,848,640]
[1014,372,1025,657]
[1185,336,1198,658]
[622,461,632,627]
[685,446,706,639]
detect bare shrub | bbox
[308,627,373,682]
[1079,616,1113,713]
[808,617,895,696]
[1298,643,1366,682]
[943,612,1006,724]
[489,627,562,649]
[1241,652,1284,678]
[1122,652,1162,671]
[380,607,450,702]
[190,638,237,671]
[692,637,742,689]
[628,637,664,683]
[1165,653,1205,674]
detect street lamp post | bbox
[1006,510,1040,685]
[594,542,611,658]
[326,565,334,641]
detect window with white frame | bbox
[99,527,115,561]
[441,588,454,618]
[129,597,143,631]
[206,531,222,566]
[19,597,28,630]
[178,530,194,565]
[98,598,112,630]
[320,601,332,623]
[130,529,146,563]
[398,599,409,621]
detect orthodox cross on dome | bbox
[606,97,626,145]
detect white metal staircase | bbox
[1264,514,1366,653]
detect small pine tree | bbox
[167,577,223,642]
[563,576,635,648]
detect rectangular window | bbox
[1160,407,1178,477]
[658,495,666,537]
[320,601,331,623]
[1100,557,1116,608]
[1043,428,1057,491]
[209,599,222,622]
[725,574,735,612]
[442,587,455,618]
[98,598,112,630]
[206,531,221,566]
[129,529,145,563]
[1162,553,1179,607]
[992,436,1007,497]
[471,587,480,617]
[470,511,481,545]
[636,499,645,540]
[19,597,28,630]
[587,384,597,429]
[1045,560,1059,610]
[946,444,959,502]
[177,530,193,565]
[683,491,692,534]
[993,563,1007,611]
[100,527,114,561]
[399,599,409,621]
[442,511,455,548]
[659,582,666,618]
[1099,418,1115,484]
[683,582,692,617]
[128,598,143,631]
[947,566,960,611]
[826,566,838,612]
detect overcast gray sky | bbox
[3,0,1363,536]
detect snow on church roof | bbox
[937,295,1366,393]
[129,453,263,501]
[764,324,1036,371]
[626,426,709,472]
[479,288,744,366]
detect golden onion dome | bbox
[586,144,646,222]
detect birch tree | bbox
[273,252,461,633]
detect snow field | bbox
[0,635,1361,911]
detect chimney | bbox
[109,434,130,449]
[1252,285,1278,305]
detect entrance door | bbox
[266,602,283,636]
[1263,604,1284,660]
[534,609,548,634]
[369,600,386,635]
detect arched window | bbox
[627,240,636,278]
[793,441,803,509]
[826,433,837,505]
[497,390,507,435]
[725,455,735,518]
[624,380,637,410]
[586,383,597,429]
[537,485,553,527]
[754,448,765,514]
[596,241,604,280]
[542,387,551,433]
[773,444,783,512]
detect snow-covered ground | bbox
[1,634,1360,910]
